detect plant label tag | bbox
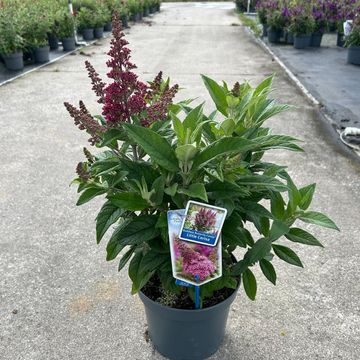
[179,201,227,247]
[175,279,194,288]
[168,209,222,287]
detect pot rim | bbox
[139,278,240,314]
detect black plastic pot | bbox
[286,32,294,45]
[337,32,345,48]
[156,4,160,12]
[139,285,240,360]
[135,12,141,22]
[34,46,50,63]
[62,37,76,51]
[294,34,311,49]
[311,32,323,47]
[82,28,94,41]
[3,51,24,71]
[104,21,112,32]
[139,12,143,20]
[268,28,281,43]
[143,8,150,17]
[48,34,59,50]
[94,27,104,39]
[121,15,129,28]
[347,45,360,65]
[262,23,268,37]
[149,6,155,14]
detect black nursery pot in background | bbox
[311,32,323,47]
[34,46,50,63]
[48,34,59,50]
[62,37,76,51]
[337,32,345,47]
[121,15,129,28]
[294,34,311,49]
[139,285,240,360]
[104,21,112,32]
[262,23,268,37]
[347,45,360,65]
[94,27,104,39]
[268,28,281,43]
[82,28,94,41]
[3,51,24,71]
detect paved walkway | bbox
[1,3,359,359]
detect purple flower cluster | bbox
[176,240,217,281]
[193,208,217,232]
[64,13,179,145]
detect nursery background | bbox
[1,1,360,359]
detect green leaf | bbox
[286,228,323,247]
[272,244,303,267]
[269,220,290,241]
[298,211,339,231]
[192,137,256,168]
[206,180,249,199]
[243,269,257,300]
[149,176,165,205]
[237,175,288,192]
[175,144,198,163]
[183,103,204,131]
[108,192,149,211]
[259,259,277,285]
[139,251,169,274]
[239,201,274,219]
[270,192,285,219]
[201,74,228,116]
[99,128,127,147]
[76,187,106,206]
[244,238,272,264]
[106,216,159,261]
[172,113,185,144]
[178,183,208,202]
[122,123,179,172]
[298,184,316,210]
[118,246,136,271]
[164,183,178,196]
[96,201,124,244]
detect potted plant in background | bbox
[58,10,76,52]
[23,7,51,63]
[0,11,24,71]
[93,5,109,39]
[77,7,95,40]
[311,5,328,47]
[48,10,61,51]
[289,13,315,49]
[267,9,285,43]
[64,15,339,360]
[256,0,269,37]
[346,20,360,65]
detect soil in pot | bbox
[140,275,240,360]
[104,21,112,32]
[94,27,104,39]
[311,32,323,47]
[347,45,360,65]
[48,34,59,50]
[82,28,94,41]
[34,46,50,63]
[62,37,76,51]
[268,29,281,43]
[3,51,24,71]
[294,34,311,49]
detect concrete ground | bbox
[262,32,360,131]
[1,2,360,359]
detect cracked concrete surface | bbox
[0,3,359,360]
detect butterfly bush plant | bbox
[65,15,338,305]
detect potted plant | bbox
[64,15,338,360]
[23,8,51,63]
[0,12,24,71]
[267,10,285,43]
[77,7,95,41]
[58,10,76,52]
[345,22,360,65]
[311,6,328,47]
[256,0,269,37]
[289,13,315,49]
[93,6,109,39]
